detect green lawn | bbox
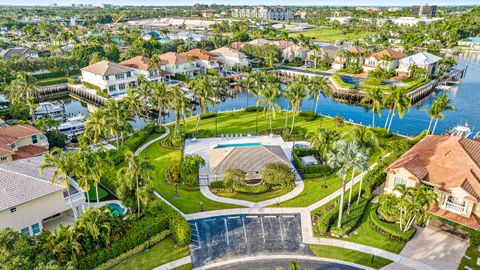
[290,28,374,42]
[458,246,480,270]
[214,186,293,203]
[111,237,189,270]
[310,245,392,269]
[172,264,192,270]
[140,139,242,213]
[86,185,109,202]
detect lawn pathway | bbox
[134,125,170,156]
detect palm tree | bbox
[257,82,281,134]
[240,74,257,109]
[285,81,307,133]
[40,148,78,218]
[52,224,82,264]
[387,87,411,132]
[307,128,340,161]
[188,75,214,132]
[343,125,379,154]
[361,88,383,128]
[310,76,328,113]
[84,110,107,148]
[170,86,192,137]
[431,95,456,134]
[346,147,368,212]
[327,140,365,228]
[103,99,131,147]
[422,103,438,133]
[123,88,143,122]
[7,72,39,122]
[151,81,169,126]
[117,151,153,214]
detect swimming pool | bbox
[214,142,261,149]
[107,202,126,216]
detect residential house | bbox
[158,52,199,78]
[230,42,246,50]
[384,135,480,230]
[396,52,442,77]
[0,124,49,162]
[81,60,138,96]
[210,47,250,70]
[362,48,406,72]
[0,47,39,59]
[248,38,271,46]
[332,46,366,70]
[119,56,171,82]
[0,156,86,235]
[458,37,480,50]
[182,49,220,74]
[306,46,338,67]
[282,44,311,62]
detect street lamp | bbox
[200,201,204,212]
[174,183,180,198]
[145,226,151,251]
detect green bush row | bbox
[244,106,264,112]
[298,111,319,121]
[369,205,416,242]
[292,149,332,177]
[83,81,101,91]
[32,69,80,80]
[94,230,171,270]
[37,77,69,86]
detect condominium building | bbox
[232,6,293,21]
[411,3,437,17]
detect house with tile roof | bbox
[181,49,220,74]
[306,45,338,67]
[332,46,367,70]
[81,60,138,96]
[119,56,171,82]
[362,48,406,72]
[210,47,250,69]
[158,52,199,78]
[0,47,38,59]
[0,156,85,235]
[396,52,443,77]
[384,135,480,230]
[0,124,49,163]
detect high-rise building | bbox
[411,3,437,17]
[232,6,293,21]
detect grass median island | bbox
[111,237,189,270]
[139,137,242,213]
[214,186,293,203]
[310,245,392,269]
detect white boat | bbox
[57,113,85,140]
[35,101,66,121]
[444,123,473,138]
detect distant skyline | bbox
[1,0,479,6]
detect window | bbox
[126,71,131,78]
[393,176,408,188]
[31,134,38,144]
[115,73,125,80]
[1,156,7,161]
[447,195,466,207]
[118,83,126,90]
[31,223,40,235]
[20,227,30,235]
[109,85,116,92]
[10,142,16,149]
[103,75,109,81]
[10,207,16,213]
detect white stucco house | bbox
[182,49,220,74]
[362,48,406,72]
[210,47,250,70]
[158,52,199,78]
[81,60,138,96]
[396,52,443,77]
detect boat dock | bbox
[37,83,108,107]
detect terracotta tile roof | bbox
[119,56,151,71]
[348,46,366,54]
[12,145,48,160]
[159,52,191,65]
[0,124,41,140]
[230,42,246,50]
[182,49,218,61]
[369,48,406,60]
[386,135,480,201]
[81,60,134,76]
[431,206,480,230]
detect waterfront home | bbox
[0,124,49,163]
[396,52,442,77]
[458,37,480,50]
[119,56,171,82]
[362,48,406,72]
[81,60,138,96]
[210,47,250,70]
[158,52,199,79]
[282,44,311,62]
[0,47,38,59]
[230,42,246,50]
[0,156,86,235]
[248,38,271,46]
[384,135,480,230]
[331,46,366,70]
[182,49,220,74]
[306,45,338,66]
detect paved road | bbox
[205,258,363,270]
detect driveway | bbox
[381,225,468,270]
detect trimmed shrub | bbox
[369,205,416,242]
[298,111,318,121]
[82,81,100,91]
[209,181,226,191]
[37,77,68,86]
[292,148,332,178]
[32,69,80,80]
[262,162,295,188]
[200,112,216,120]
[244,106,264,112]
[232,182,270,194]
[165,165,181,184]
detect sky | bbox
[1,0,479,6]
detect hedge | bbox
[292,148,332,178]
[37,77,68,86]
[32,69,80,80]
[332,73,355,90]
[244,106,264,112]
[82,81,100,91]
[369,205,416,242]
[94,230,171,270]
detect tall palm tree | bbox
[327,140,365,228]
[307,128,340,161]
[431,95,456,134]
[361,88,383,128]
[310,76,328,113]
[117,151,153,214]
[346,147,368,212]
[188,75,214,132]
[343,125,379,154]
[91,152,111,207]
[7,72,39,122]
[285,81,307,133]
[387,87,411,132]
[170,86,192,137]
[123,88,143,122]
[240,74,257,109]
[257,82,281,134]
[103,99,131,147]
[422,103,438,133]
[84,110,107,148]
[40,148,78,218]
[151,81,169,126]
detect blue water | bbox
[107,203,126,216]
[214,142,261,149]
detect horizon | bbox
[1,1,479,7]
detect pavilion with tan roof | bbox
[384,135,480,230]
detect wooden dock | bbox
[37,83,107,107]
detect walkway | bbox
[134,125,170,156]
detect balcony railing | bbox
[443,201,466,214]
[64,192,85,204]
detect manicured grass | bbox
[214,186,293,203]
[86,185,109,202]
[172,264,192,270]
[140,139,242,213]
[111,237,189,270]
[290,28,373,42]
[458,246,480,270]
[310,245,392,269]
